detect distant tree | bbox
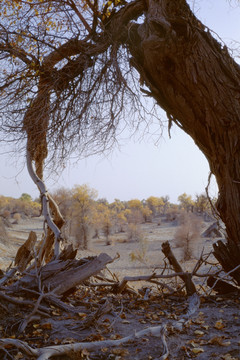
[161,196,170,215]
[128,199,143,210]
[102,209,113,245]
[127,199,144,224]
[146,196,164,217]
[51,187,74,237]
[178,193,194,212]
[166,204,179,222]
[93,202,113,245]
[72,185,97,249]
[19,193,32,202]
[194,193,211,215]
[175,212,202,261]
[109,199,125,213]
[116,210,128,232]
[142,206,152,223]
[52,188,72,218]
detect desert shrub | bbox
[129,238,148,265]
[127,209,143,225]
[13,213,21,224]
[2,210,10,219]
[174,212,202,260]
[166,207,179,222]
[127,223,144,242]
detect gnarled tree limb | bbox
[26,150,63,259]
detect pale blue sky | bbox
[0,0,239,203]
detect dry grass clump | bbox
[13,213,21,224]
[129,237,149,265]
[127,223,144,242]
[174,212,202,260]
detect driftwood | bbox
[161,241,196,296]
[0,325,169,360]
[10,252,114,296]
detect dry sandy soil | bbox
[0,217,240,359]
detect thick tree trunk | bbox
[128,0,240,282]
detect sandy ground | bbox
[1,216,215,278]
[0,218,240,359]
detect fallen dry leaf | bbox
[194,330,204,336]
[77,312,87,319]
[208,336,231,347]
[188,340,200,348]
[221,354,237,360]
[15,353,24,360]
[191,347,204,354]
[214,319,225,330]
[111,348,129,356]
[41,323,52,330]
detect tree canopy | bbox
[0,0,155,177]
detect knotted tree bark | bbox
[127,0,240,283]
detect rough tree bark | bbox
[127,0,240,283]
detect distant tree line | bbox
[0,186,216,248]
[0,193,41,223]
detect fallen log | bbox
[49,253,114,295]
[10,253,114,296]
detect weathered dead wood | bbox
[0,291,50,313]
[207,275,239,295]
[10,253,114,296]
[78,299,113,330]
[0,268,17,287]
[213,240,240,284]
[59,244,77,260]
[201,222,222,238]
[46,295,89,313]
[49,253,113,295]
[18,289,55,334]
[116,273,183,294]
[0,290,201,360]
[15,231,37,271]
[26,151,63,259]
[0,324,169,360]
[161,241,196,296]
[182,293,200,319]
